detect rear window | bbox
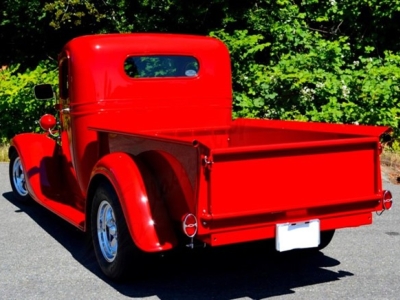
[124,55,199,78]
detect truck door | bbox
[58,53,85,209]
[59,54,73,167]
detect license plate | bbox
[276,219,320,252]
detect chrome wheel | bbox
[97,200,118,262]
[12,156,28,197]
[91,183,137,280]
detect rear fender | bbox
[89,152,177,252]
[9,133,60,202]
[137,150,195,221]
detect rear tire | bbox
[91,183,137,280]
[318,229,335,250]
[9,151,32,202]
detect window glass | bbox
[124,56,199,78]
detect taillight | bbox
[182,213,198,238]
[382,190,393,211]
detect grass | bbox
[0,143,9,162]
[381,149,400,168]
[381,148,400,183]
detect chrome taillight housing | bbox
[382,190,393,211]
[182,213,198,238]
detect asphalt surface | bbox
[1,161,399,300]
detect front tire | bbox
[9,151,31,202]
[91,183,137,280]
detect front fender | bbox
[89,152,177,252]
[10,133,60,202]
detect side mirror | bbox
[34,84,55,100]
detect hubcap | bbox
[97,201,118,262]
[12,157,28,196]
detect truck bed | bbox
[92,118,388,246]
[153,118,384,215]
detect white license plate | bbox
[276,219,320,252]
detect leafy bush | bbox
[212,25,400,136]
[0,61,58,142]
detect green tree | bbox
[2,0,400,141]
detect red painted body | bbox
[9,34,391,252]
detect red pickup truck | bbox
[9,33,393,280]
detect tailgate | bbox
[207,137,381,219]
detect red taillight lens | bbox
[382,190,393,211]
[182,214,197,238]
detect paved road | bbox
[1,162,399,300]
